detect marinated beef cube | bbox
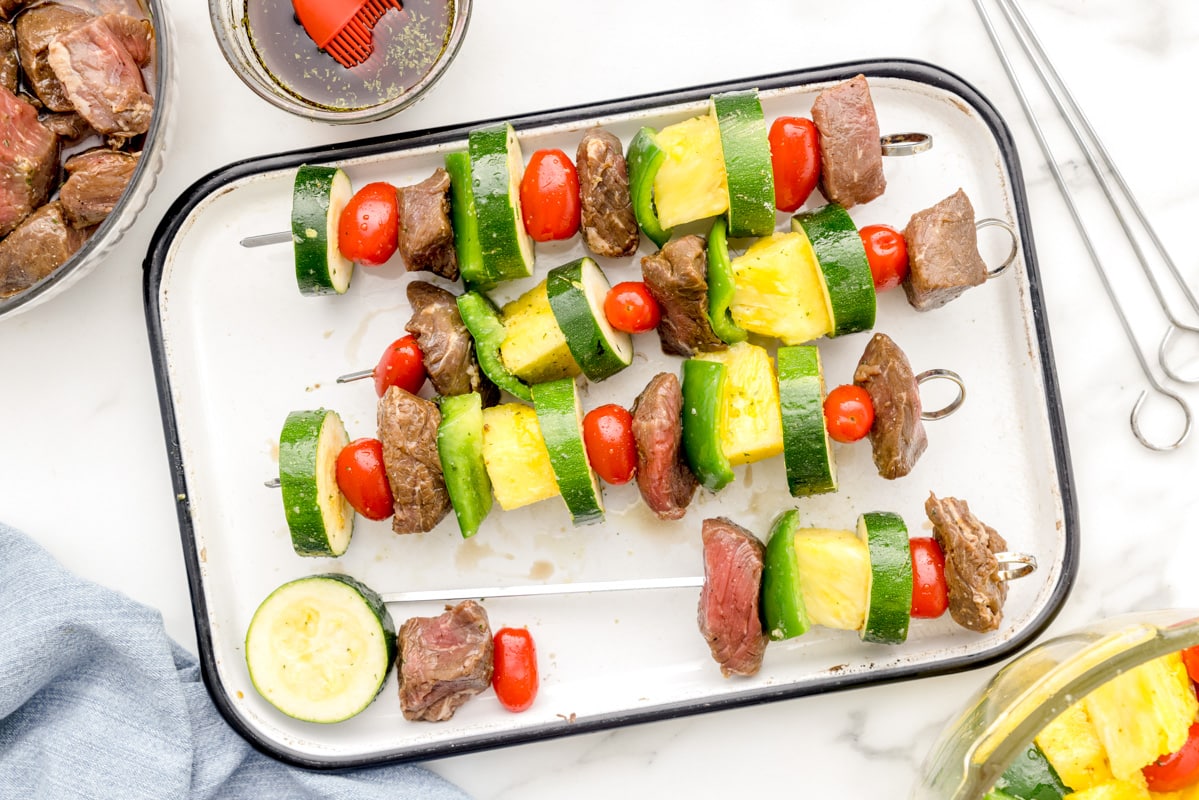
[398,600,493,722]
[698,517,768,678]
[640,234,726,357]
[631,372,698,521]
[811,74,886,208]
[576,127,639,258]
[852,332,927,480]
[0,0,25,21]
[925,493,1008,633]
[0,202,87,298]
[16,3,93,112]
[60,148,139,228]
[0,86,59,238]
[405,280,497,404]
[40,110,93,143]
[1,22,17,93]
[397,167,458,281]
[48,13,154,140]
[377,385,451,534]
[902,188,988,311]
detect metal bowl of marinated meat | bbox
[913,610,1199,799]
[0,0,172,319]
[208,0,470,124]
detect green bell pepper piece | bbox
[681,358,734,492]
[455,291,533,402]
[626,127,672,249]
[761,509,811,641]
[706,216,748,344]
[436,392,493,538]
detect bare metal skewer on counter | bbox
[973,0,1192,451]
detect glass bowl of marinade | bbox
[209,0,471,124]
[913,610,1199,799]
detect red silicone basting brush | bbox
[292,0,403,69]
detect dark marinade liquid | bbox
[244,0,453,111]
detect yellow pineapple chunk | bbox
[1085,652,1198,782]
[499,282,581,384]
[791,528,869,631]
[1037,701,1116,791]
[696,341,783,466]
[481,403,560,511]
[1065,778,1152,800]
[729,231,832,345]
[653,113,729,229]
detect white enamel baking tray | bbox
[143,59,1077,768]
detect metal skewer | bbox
[973,0,1192,451]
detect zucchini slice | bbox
[245,573,396,723]
[857,511,914,645]
[278,409,354,557]
[776,346,837,497]
[456,290,533,401]
[291,165,354,296]
[710,89,775,238]
[761,509,812,641]
[546,257,633,382]
[470,122,535,282]
[792,204,876,337]
[444,151,493,288]
[532,377,604,525]
[437,392,493,538]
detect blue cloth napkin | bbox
[0,523,472,800]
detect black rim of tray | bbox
[142,57,1079,771]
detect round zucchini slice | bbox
[776,345,837,497]
[470,122,535,282]
[711,89,775,238]
[291,165,354,296]
[857,511,914,645]
[532,377,604,526]
[791,203,876,337]
[546,257,633,382]
[278,409,354,557]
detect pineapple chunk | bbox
[791,528,870,631]
[481,403,560,511]
[1085,652,1199,782]
[653,113,730,230]
[499,281,581,384]
[729,231,832,345]
[1037,701,1116,791]
[1065,778,1152,800]
[697,341,784,466]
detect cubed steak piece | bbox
[40,110,94,143]
[640,234,726,357]
[377,385,451,534]
[0,86,59,238]
[405,281,497,404]
[0,202,87,298]
[0,0,26,21]
[852,332,928,480]
[576,127,639,258]
[398,600,494,722]
[698,517,768,677]
[902,188,989,311]
[811,74,886,208]
[1,22,17,93]
[925,493,1009,633]
[47,13,154,140]
[60,148,139,228]
[16,3,93,112]
[397,167,458,281]
[631,372,698,521]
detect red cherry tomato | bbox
[519,149,581,242]
[492,627,539,713]
[604,281,662,334]
[1183,646,1199,685]
[373,335,426,397]
[909,537,949,619]
[335,438,394,521]
[582,404,636,485]
[1144,720,1199,792]
[859,224,910,291]
[768,116,821,212]
[822,384,875,444]
[337,182,399,267]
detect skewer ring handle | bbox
[976,217,1020,278]
[994,551,1037,582]
[917,368,966,420]
[880,132,933,156]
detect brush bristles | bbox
[325,0,404,69]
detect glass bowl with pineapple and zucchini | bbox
[913,610,1199,799]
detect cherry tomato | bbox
[519,149,581,242]
[337,182,399,267]
[768,116,821,212]
[1183,646,1199,685]
[604,281,661,334]
[582,404,636,485]
[492,627,539,713]
[822,384,875,444]
[859,224,910,291]
[909,537,949,619]
[1144,720,1199,792]
[335,438,394,521]
[373,335,426,397]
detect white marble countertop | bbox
[4,0,1199,796]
